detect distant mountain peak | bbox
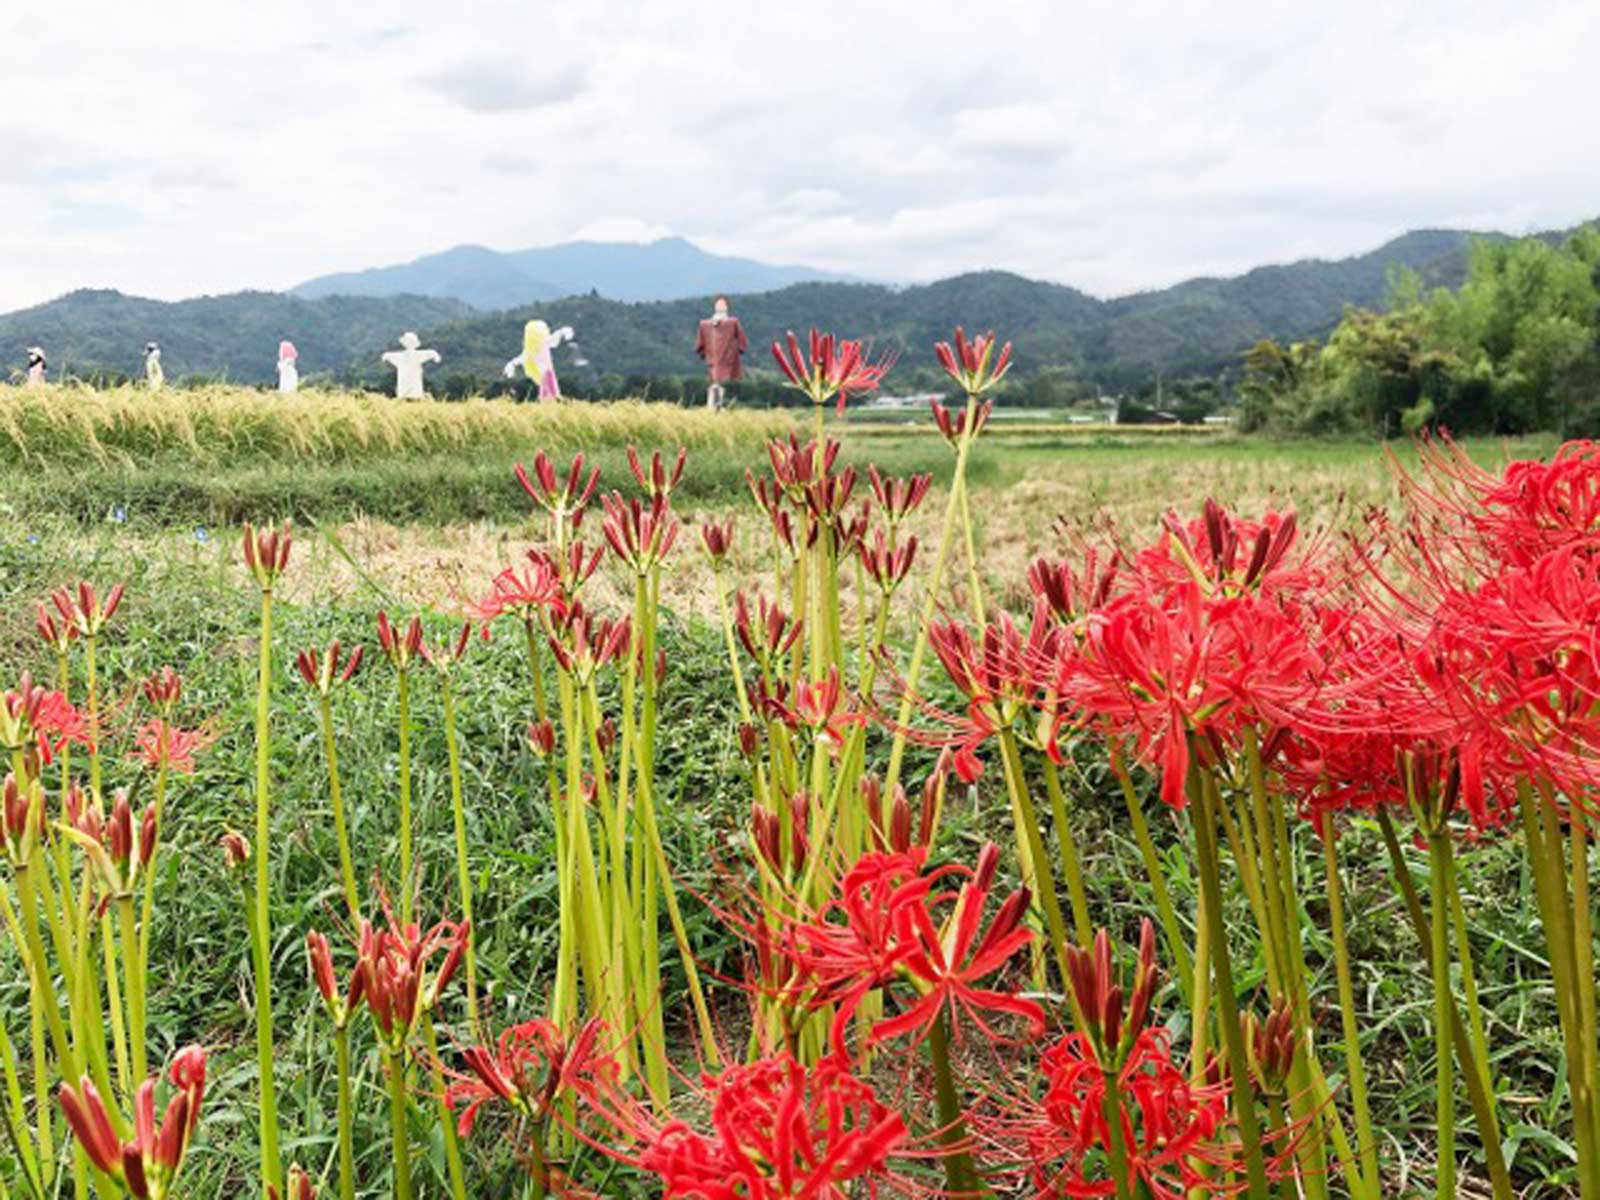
[291,236,864,309]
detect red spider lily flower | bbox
[770,329,894,414]
[3,676,88,762]
[802,464,858,527]
[584,1051,909,1200]
[49,580,126,639]
[470,551,563,627]
[358,907,470,1051]
[141,666,183,712]
[792,669,864,753]
[926,604,1060,775]
[935,326,1013,396]
[830,503,870,560]
[36,602,79,652]
[929,395,994,448]
[734,592,803,671]
[219,830,250,872]
[445,1016,615,1136]
[2,774,45,865]
[295,640,364,695]
[866,466,932,524]
[859,529,917,594]
[375,611,425,669]
[861,771,940,856]
[871,842,1045,1049]
[699,516,736,566]
[1015,1029,1244,1200]
[419,620,475,675]
[601,492,681,573]
[242,522,292,589]
[59,1045,206,1200]
[627,445,688,498]
[515,451,601,527]
[130,720,213,774]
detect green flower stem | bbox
[926,1011,984,1197]
[319,695,360,924]
[334,1026,355,1200]
[115,896,146,1086]
[1040,758,1094,947]
[100,915,130,1093]
[996,729,1075,983]
[396,668,414,925]
[1376,809,1511,1200]
[421,1018,468,1200]
[953,469,987,627]
[1426,829,1456,1198]
[1318,818,1379,1200]
[1190,767,1270,1200]
[384,1048,413,1200]
[250,587,283,1199]
[884,394,982,794]
[1110,756,1192,997]
[441,683,478,1027]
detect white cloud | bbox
[1,0,1597,310]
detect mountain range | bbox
[0,225,1580,388]
[290,237,861,309]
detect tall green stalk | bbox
[926,1012,984,1197]
[249,586,283,1199]
[396,668,414,925]
[441,683,478,1026]
[319,695,360,923]
[384,1049,413,1200]
[1426,829,1456,1198]
[1318,818,1379,1200]
[334,1026,355,1200]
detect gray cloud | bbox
[419,57,587,113]
[0,0,1597,311]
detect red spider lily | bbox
[926,603,1059,776]
[445,1015,615,1136]
[2,774,44,864]
[2,676,88,761]
[766,435,841,495]
[306,929,368,1028]
[419,621,475,675]
[935,326,1013,396]
[770,329,894,414]
[802,465,858,529]
[627,445,688,498]
[36,602,79,652]
[470,551,563,627]
[752,789,810,877]
[1063,921,1160,1066]
[601,492,681,572]
[59,1045,206,1200]
[1138,502,1313,601]
[734,592,803,671]
[48,579,126,638]
[294,640,365,695]
[866,466,932,524]
[792,669,864,752]
[357,909,470,1051]
[1242,994,1297,1097]
[859,528,917,594]
[242,522,292,589]
[1015,1029,1241,1200]
[830,503,870,560]
[375,611,425,669]
[516,451,602,526]
[929,396,994,448]
[130,720,213,774]
[141,666,184,712]
[700,516,736,566]
[860,770,941,856]
[584,1051,909,1200]
[527,719,556,757]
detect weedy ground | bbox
[0,406,1571,1196]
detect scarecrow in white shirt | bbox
[382,331,440,400]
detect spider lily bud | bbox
[737,722,760,759]
[516,451,601,527]
[242,523,292,589]
[295,640,364,695]
[219,830,250,872]
[2,773,43,864]
[860,530,917,593]
[141,667,183,712]
[929,397,995,448]
[626,445,687,498]
[60,1045,207,1199]
[375,611,425,669]
[1244,994,1297,1096]
[36,603,78,652]
[527,719,556,757]
[699,516,736,566]
[601,493,680,573]
[271,1164,317,1200]
[934,326,1013,396]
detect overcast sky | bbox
[3,0,1597,312]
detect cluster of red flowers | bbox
[59,1046,207,1199]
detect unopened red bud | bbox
[307,931,337,1005]
[737,723,760,758]
[527,720,556,757]
[140,804,158,867]
[220,831,250,871]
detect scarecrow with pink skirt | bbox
[503,319,575,401]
